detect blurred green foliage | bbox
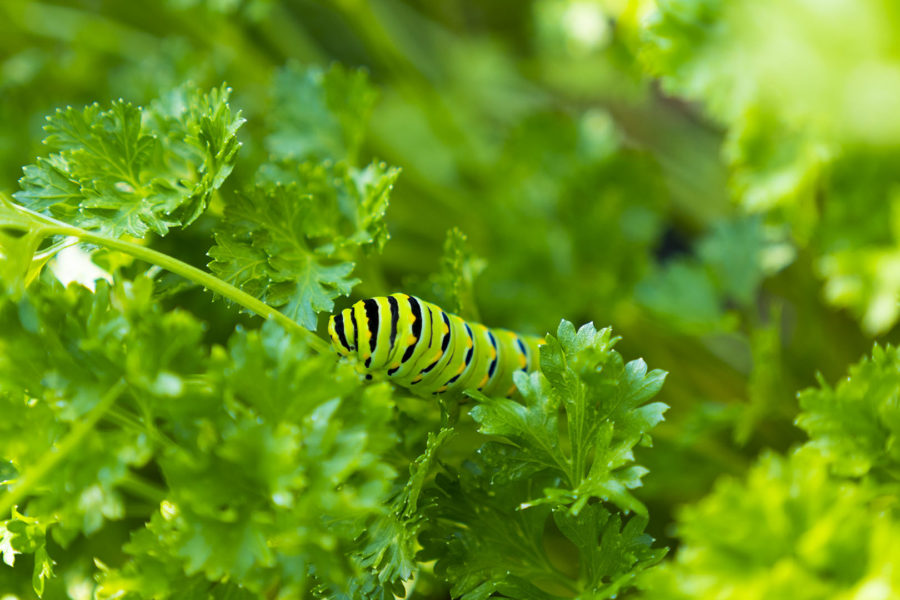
[1,0,900,598]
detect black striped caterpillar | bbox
[328,294,543,397]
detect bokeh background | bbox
[3,0,900,595]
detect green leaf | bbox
[0,275,204,545]
[147,83,246,224]
[93,319,400,598]
[0,227,44,298]
[420,457,664,600]
[796,344,900,479]
[416,326,668,599]
[420,462,565,600]
[552,504,666,598]
[266,63,378,164]
[818,240,900,336]
[697,217,795,306]
[470,320,668,516]
[639,450,899,599]
[636,259,734,334]
[424,227,487,320]
[209,160,399,329]
[32,542,54,598]
[0,509,54,597]
[14,84,244,238]
[357,426,456,594]
[1,513,42,568]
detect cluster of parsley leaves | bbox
[0,65,669,600]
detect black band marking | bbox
[364,299,379,364]
[516,337,528,371]
[388,296,399,350]
[488,330,498,351]
[350,309,360,351]
[401,297,423,364]
[440,311,451,352]
[420,357,440,375]
[486,331,499,379]
[334,314,350,350]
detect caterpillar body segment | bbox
[328,293,543,397]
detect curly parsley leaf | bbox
[100,321,398,597]
[14,84,244,238]
[470,320,667,516]
[639,451,898,599]
[796,344,900,479]
[209,161,399,329]
[0,509,54,598]
[356,426,456,595]
[636,259,734,335]
[0,276,205,539]
[425,227,487,321]
[553,504,666,598]
[0,273,402,597]
[0,196,46,297]
[266,63,378,164]
[420,459,664,600]
[697,217,795,306]
[103,323,396,596]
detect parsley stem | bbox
[70,227,331,355]
[10,203,332,355]
[0,380,126,518]
[120,473,166,504]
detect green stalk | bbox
[0,380,126,518]
[9,204,332,355]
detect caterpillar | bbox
[327,294,543,397]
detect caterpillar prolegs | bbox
[328,294,543,397]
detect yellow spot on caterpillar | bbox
[391,362,400,369]
[456,362,465,375]
[411,375,423,383]
[407,335,417,345]
[436,385,448,393]
[507,384,517,396]
[479,373,490,387]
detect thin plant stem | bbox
[0,380,126,518]
[7,203,332,355]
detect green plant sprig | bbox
[0,198,332,355]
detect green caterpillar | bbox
[328,293,543,397]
